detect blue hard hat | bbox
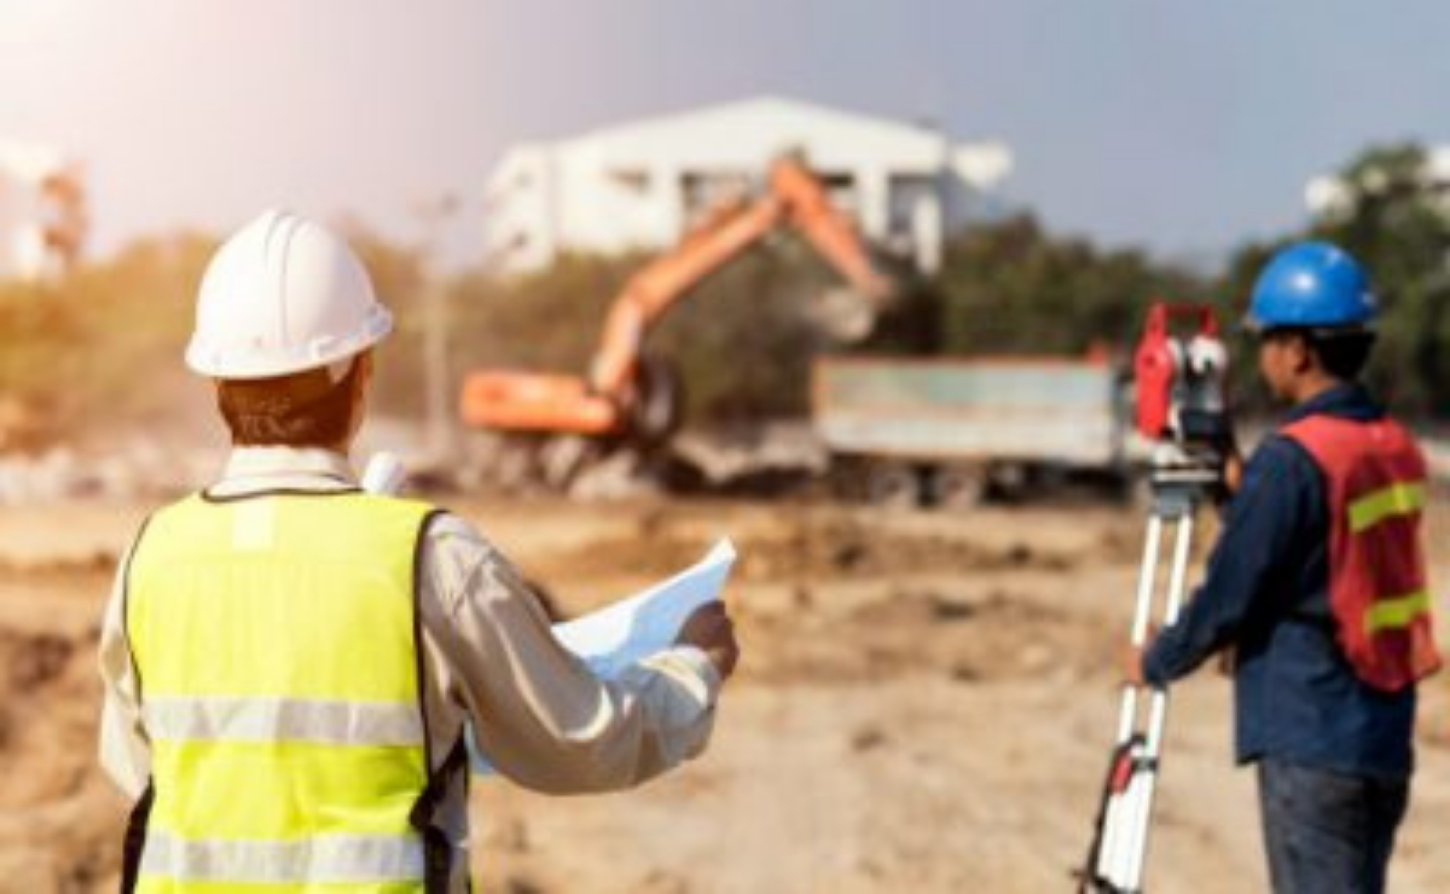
[1246,241,1377,331]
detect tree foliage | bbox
[0,233,212,446]
[1302,143,1450,415]
[935,214,1205,358]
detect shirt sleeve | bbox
[417,513,722,794]
[96,538,152,800]
[1142,437,1320,685]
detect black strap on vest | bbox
[410,736,471,893]
[119,783,154,894]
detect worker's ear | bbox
[345,352,373,442]
[355,351,374,392]
[352,352,374,409]
[1287,333,1316,375]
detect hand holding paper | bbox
[471,538,737,776]
[551,538,736,679]
[675,601,738,679]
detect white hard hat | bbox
[186,209,393,379]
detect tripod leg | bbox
[1121,515,1165,739]
[1121,513,1196,892]
[1096,514,1164,885]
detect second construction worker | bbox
[97,210,739,892]
[1133,241,1440,894]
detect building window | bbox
[608,167,651,194]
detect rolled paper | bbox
[362,451,407,496]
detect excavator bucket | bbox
[810,286,881,343]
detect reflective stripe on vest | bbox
[142,695,425,746]
[1348,481,1426,534]
[140,830,425,884]
[125,491,438,892]
[1282,415,1442,690]
[1365,590,1433,635]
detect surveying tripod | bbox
[1078,301,1230,893]
[1077,457,1220,894]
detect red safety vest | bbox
[1282,414,1441,691]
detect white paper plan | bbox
[469,537,737,776]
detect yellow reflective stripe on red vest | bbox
[1348,481,1426,533]
[140,830,424,885]
[1364,590,1433,634]
[142,696,424,747]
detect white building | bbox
[0,140,86,283]
[483,96,1012,275]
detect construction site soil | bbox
[6,495,1450,892]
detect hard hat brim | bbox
[186,302,393,380]
[1241,312,1375,338]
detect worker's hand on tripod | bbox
[678,601,740,681]
[1122,646,1146,686]
[1121,627,1158,686]
[1212,423,1244,499]
[1223,451,1245,496]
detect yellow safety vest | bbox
[123,490,444,893]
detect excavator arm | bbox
[587,195,786,397]
[771,159,893,311]
[461,156,896,438]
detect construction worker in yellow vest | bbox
[96,210,740,893]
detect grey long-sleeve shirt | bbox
[98,446,720,889]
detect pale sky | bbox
[3,0,1449,269]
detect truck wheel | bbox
[867,462,924,509]
[539,434,601,489]
[630,355,683,448]
[926,465,986,510]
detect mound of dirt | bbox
[0,618,126,891]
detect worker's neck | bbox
[1289,372,1345,408]
[233,442,351,459]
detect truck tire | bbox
[926,464,986,510]
[866,462,924,509]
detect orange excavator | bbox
[460,156,897,453]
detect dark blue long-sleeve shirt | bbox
[1142,383,1417,781]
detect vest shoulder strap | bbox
[1281,414,1424,483]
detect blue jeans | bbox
[1257,758,1408,894]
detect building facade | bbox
[483,97,1012,275]
[0,140,86,283]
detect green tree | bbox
[1302,143,1450,415]
[0,233,215,445]
[935,214,1205,358]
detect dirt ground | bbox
[5,494,1450,893]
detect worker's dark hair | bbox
[1307,329,1376,380]
[216,360,360,447]
[1263,327,1376,381]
